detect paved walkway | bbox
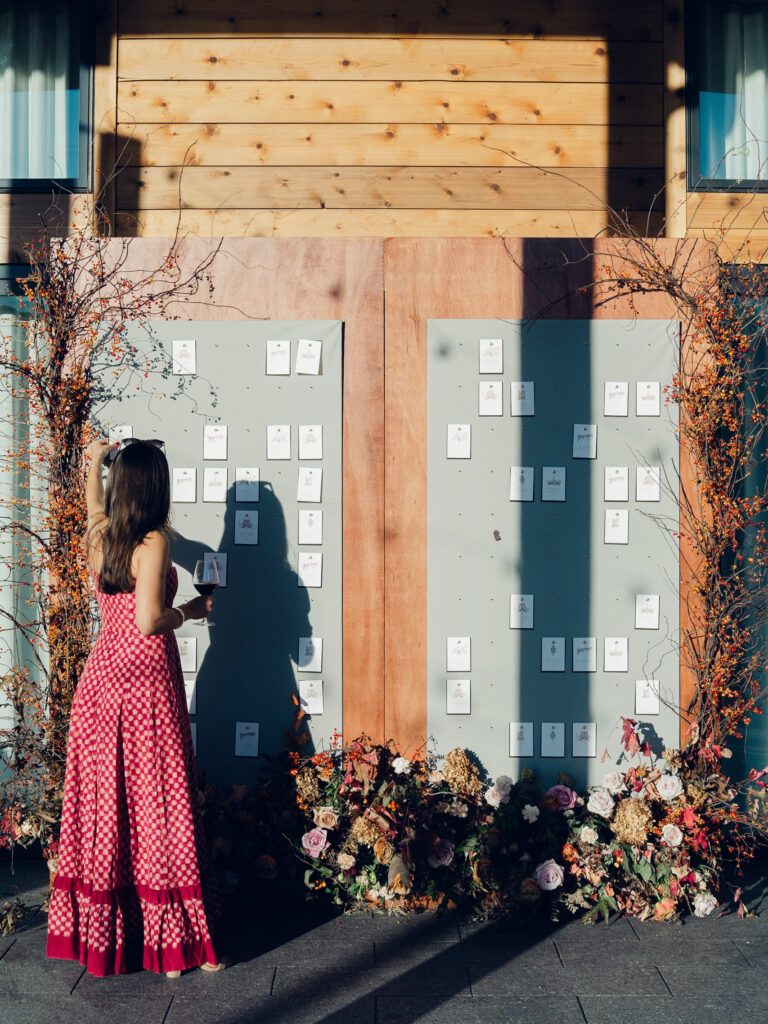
[2,856,767,1024]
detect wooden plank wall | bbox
[113,1,667,238]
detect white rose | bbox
[661,823,683,847]
[586,788,615,819]
[392,756,412,776]
[693,892,717,917]
[656,774,684,801]
[533,858,565,891]
[602,771,626,795]
[494,774,514,794]
[521,804,540,823]
[485,786,509,808]
[579,826,598,845]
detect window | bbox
[688,1,768,190]
[0,1,92,191]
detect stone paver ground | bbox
[2,855,767,1024]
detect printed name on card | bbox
[297,551,322,588]
[203,467,227,502]
[235,722,260,757]
[572,423,597,459]
[172,468,196,503]
[637,380,661,416]
[572,637,596,673]
[635,594,660,630]
[541,467,566,502]
[604,636,628,672]
[296,338,322,374]
[604,466,629,502]
[604,381,628,417]
[298,636,323,671]
[266,339,291,375]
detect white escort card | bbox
[636,465,661,502]
[203,467,227,502]
[297,467,322,502]
[108,424,133,445]
[298,509,323,545]
[299,679,324,715]
[541,466,566,502]
[605,508,629,544]
[447,678,471,715]
[479,380,503,416]
[509,466,534,502]
[203,424,227,460]
[637,380,661,416]
[298,425,323,460]
[541,637,565,672]
[172,339,196,375]
[509,722,534,758]
[604,466,629,502]
[235,467,260,502]
[177,636,197,673]
[266,339,291,375]
[298,551,322,588]
[478,338,503,374]
[298,636,323,671]
[573,423,597,459]
[541,722,565,758]
[172,468,196,503]
[204,551,227,588]
[235,721,260,757]
[572,722,597,758]
[446,424,471,459]
[572,637,597,673]
[604,381,629,417]
[635,593,660,629]
[267,425,291,460]
[234,509,259,545]
[604,636,628,672]
[184,677,197,715]
[510,594,534,630]
[510,381,535,417]
[636,678,661,715]
[296,338,322,375]
[446,636,471,672]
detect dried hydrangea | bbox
[443,748,484,797]
[350,815,381,847]
[610,797,653,846]
[295,768,321,806]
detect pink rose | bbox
[301,827,331,857]
[533,858,565,891]
[427,838,455,868]
[547,785,577,810]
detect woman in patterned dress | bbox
[46,438,225,978]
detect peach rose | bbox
[653,897,677,920]
[314,806,339,829]
[374,837,395,865]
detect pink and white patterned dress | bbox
[46,567,220,976]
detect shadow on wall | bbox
[172,481,314,788]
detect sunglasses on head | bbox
[108,437,165,462]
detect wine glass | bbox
[192,558,219,627]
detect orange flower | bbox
[562,842,579,862]
[542,793,560,812]
[653,897,677,920]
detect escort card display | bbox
[428,319,680,784]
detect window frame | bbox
[0,3,93,194]
[686,0,768,193]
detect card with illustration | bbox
[184,677,197,715]
[541,637,565,672]
[203,467,227,503]
[636,465,661,502]
[235,467,260,502]
[635,593,660,630]
[446,636,471,672]
[604,381,628,417]
[298,551,322,588]
[297,466,322,502]
[266,339,291,375]
[573,423,597,459]
[478,338,503,374]
[299,679,324,715]
[637,380,661,416]
[541,466,566,502]
[572,722,597,757]
[108,424,133,445]
[446,424,471,459]
[541,722,565,758]
[234,509,259,545]
[509,466,534,502]
[267,425,291,460]
[204,551,227,588]
[298,636,323,671]
[296,338,322,375]
[510,381,535,417]
[235,721,260,757]
[203,424,227,460]
[509,722,534,758]
[604,636,628,672]
[604,508,629,544]
[298,424,323,460]
[572,637,597,673]
[478,380,503,416]
[298,509,323,545]
[604,466,629,502]
[172,468,196,503]
[172,339,196,375]
[636,678,661,715]
[177,636,197,673]
[509,594,534,630]
[446,678,471,715]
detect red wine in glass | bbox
[192,559,219,626]
[193,581,218,596]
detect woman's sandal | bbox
[200,956,231,973]
[165,970,182,979]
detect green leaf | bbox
[303,869,315,889]
[636,857,653,882]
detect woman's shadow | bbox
[171,481,313,787]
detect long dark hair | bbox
[98,442,172,594]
